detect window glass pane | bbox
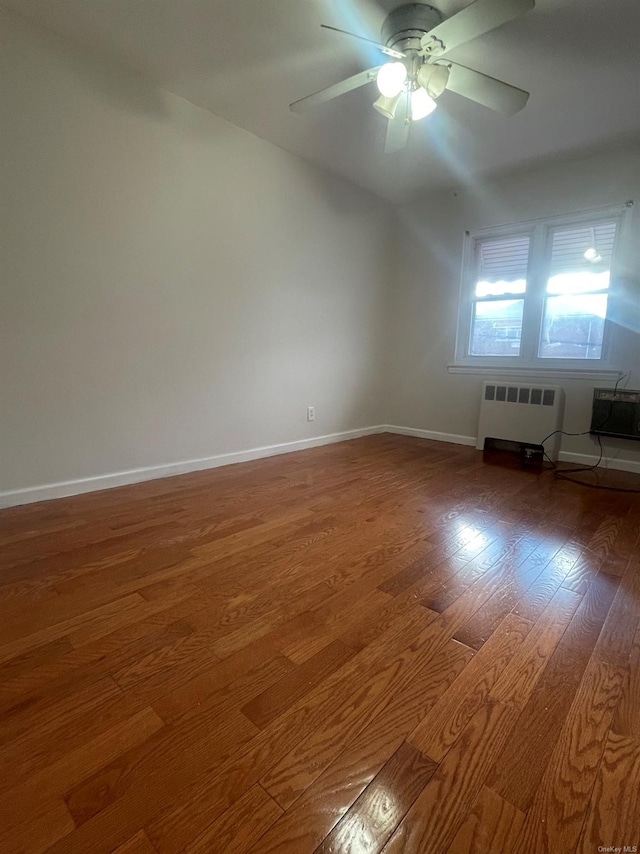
[539,293,608,359]
[471,299,524,356]
[475,235,529,297]
[547,271,610,294]
[476,279,527,297]
[546,222,617,294]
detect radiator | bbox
[477,382,565,460]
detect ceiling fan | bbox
[290,0,534,153]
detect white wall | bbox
[0,9,392,497]
[387,145,640,467]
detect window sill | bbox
[447,364,624,381]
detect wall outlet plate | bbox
[307,406,316,422]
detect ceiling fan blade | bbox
[444,61,529,115]
[321,25,406,60]
[290,67,381,113]
[421,0,534,57]
[384,90,411,154]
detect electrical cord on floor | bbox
[539,373,640,493]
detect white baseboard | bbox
[3,423,639,510]
[383,425,477,447]
[557,450,640,475]
[384,425,640,473]
[0,425,386,509]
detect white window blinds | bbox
[476,235,530,283]
[548,222,617,275]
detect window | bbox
[455,205,630,373]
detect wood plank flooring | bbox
[1,434,639,853]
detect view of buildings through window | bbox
[469,221,617,360]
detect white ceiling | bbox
[5,0,640,201]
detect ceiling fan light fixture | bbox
[376,62,407,97]
[418,63,450,99]
[417,64,432,89]
[411,86,437,121]
[373,92,402,119]
[291,1,535,153]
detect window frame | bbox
[453,203,632,375]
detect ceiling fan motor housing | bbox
[382,3,443,52]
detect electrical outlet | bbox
[307,406,315,422]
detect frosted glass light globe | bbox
[376,62,407,98]
[418,64,450,98]
[411,87,437,120]
[373,93,401,119]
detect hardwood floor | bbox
[1,434,639,853]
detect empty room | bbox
[1,0,640,852]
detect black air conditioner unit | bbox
[590,388,640,441]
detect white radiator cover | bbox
[477,382,565,460]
